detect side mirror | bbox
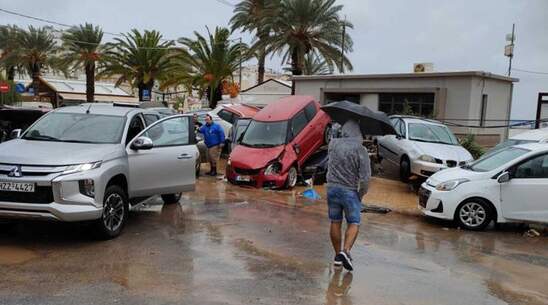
[395,134,403,140]
[293,143,301,155]
[10,129,22,139]
[497,171,510,183]
[131,136,153,150]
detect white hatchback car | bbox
[377,116,473,181]
[419,143,548,230]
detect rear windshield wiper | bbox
[62,139,97,144]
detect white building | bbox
[293,71,519,146]
[240,79,292,107]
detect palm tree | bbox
[0,25,22,81]
[62,23,106,103]
[14,26,65,96]
[176,27,249,108]
[263,0,353,78]
[230,0,279,84]
[99,29,174,101]
[284,52,334,75]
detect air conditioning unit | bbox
[413,63,434,73]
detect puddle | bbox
[0,246,39,265]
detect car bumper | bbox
[411,160,447,177]
[418,183,459,220]
[0,172,103,222]
[226,166,288,189]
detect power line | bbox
[512,67,548,76]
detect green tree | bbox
[175,27,249,108]
[263,0,352,79]
[284,52,334,75]
[62,23,106,103]
[99,29,174,101]
[230,0,279,84]
[0,25,23,81]
[0,74,21,106]
[6,26,64,96]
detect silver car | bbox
[0,103,198,238]
[377,116,473,182]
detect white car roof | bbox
[55,103,141,117]
[513,142,548,152]
[510,128,548,142]
[391,115,446,126]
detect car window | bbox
[126,115,146,145]
[514,154,548,179]
[141,116,190,147]
[304,102,317,121]
[144,114,160,126]
[481,139,536,160]
[290,111,309,139]
[467,147,530,172]
[398,119,407,137]
[392,119,401,135]
[408,122,459,145]
[241,120,288,147]
[218,109,235,124]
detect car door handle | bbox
[177,153,193,160]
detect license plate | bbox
[0,182,35,193]
[236,175,251,182]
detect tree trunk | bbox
[85,62,95,103]
[138,80,154,102]
[7,66,15,81]
[257,46,266,84]
[290,50,303,95]
[206,83,223,109]
[32,63,40,97]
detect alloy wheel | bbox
[102,193,125,233]
[459,202,487,228]
[287,167,298,188]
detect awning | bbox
[59,93,139,103]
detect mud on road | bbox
[0,177,547,305]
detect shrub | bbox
[460,134,484,159]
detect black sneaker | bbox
[334,253,344,267]
[339,251,353,271]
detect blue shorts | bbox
[327,186,362,225]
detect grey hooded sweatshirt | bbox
[326,120,371,198]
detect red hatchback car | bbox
[227,96,331,188]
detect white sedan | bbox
[419,143,548,230]
[377,116,473,182]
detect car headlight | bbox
[63,161,102,175]
[264,162,282,175]
[418,154,437,163]
[435,178,469,191]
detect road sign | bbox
[142,89,151,102]
[0,82,9,93]
[15,82,26,93]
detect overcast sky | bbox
[1,0,546,120]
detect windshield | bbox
[466,147,530,172]
[23,112,126,144]
[408,122,459,145]
[480,139,536,160]
[241,120,288,147]
[234,119,250,142]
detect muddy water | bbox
[0,177,546,305]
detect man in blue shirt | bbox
[199,114,225,176]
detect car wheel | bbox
[399,156,411,183]
[95,185,128,239]
[195,162,201,178]
[162,193,182,204]
[285,166,298,189]
[324,124,332,144]
[455,199,493,231]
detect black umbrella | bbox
[321,100,396,136]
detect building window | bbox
[378,93,435,117]
[480,94,488,127]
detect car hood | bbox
[0,139,123,165]
[413,141,472,161]
[427,167,491,186]
[230,145,285,169]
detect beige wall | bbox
[294,75,514,144]
[360,94,378,109]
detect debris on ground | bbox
[301,188,321,200]
[524,229,541,238]
[361,204,391,214]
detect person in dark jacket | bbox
[326,120,371,271]
[199,114,225,176]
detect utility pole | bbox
[340,16,346,74]
[505,24,516,77]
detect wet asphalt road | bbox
[0,177,547,305]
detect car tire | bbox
[455,199,493,231]
[162,193,182,204]
[324,124,332,145]
[285,166,298,189]
[399,156,411,183]
[95,185,128,239]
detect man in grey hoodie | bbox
[327,119,371,271]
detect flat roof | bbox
[292,71,519,83]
